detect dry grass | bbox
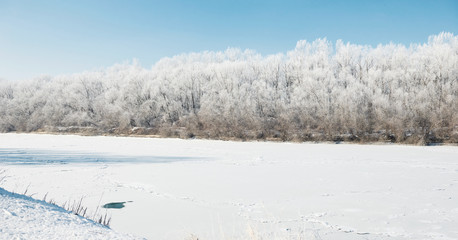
[53,196,112,227]
[19,186,112,227]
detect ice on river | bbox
[1,133,457,239]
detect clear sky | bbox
[0,0,457,81]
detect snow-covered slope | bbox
[0,187,141,240]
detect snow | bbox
[0,187,141,239]
[1,133,458,239]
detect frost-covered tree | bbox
[0,33,456,143]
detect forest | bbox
[0,32,457,144]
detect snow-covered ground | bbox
[1,133,457,239]
[0,187,140,239]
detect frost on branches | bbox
[0,33,457,144]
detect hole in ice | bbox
[102,201,132,209]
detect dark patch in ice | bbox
[102,202,126,209]
[0,148,209,165]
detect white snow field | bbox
[0,133,457,240]
[0,187,141,240]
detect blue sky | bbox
[0,0,457,81]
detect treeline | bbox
[1,33,457,144]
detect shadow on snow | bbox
[0,149,207,165]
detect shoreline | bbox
[3,130,457,147]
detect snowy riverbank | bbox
[1,133,458,239]
[0,187,141,239]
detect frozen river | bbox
[1,133,457,240]
[0,148,205,165]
